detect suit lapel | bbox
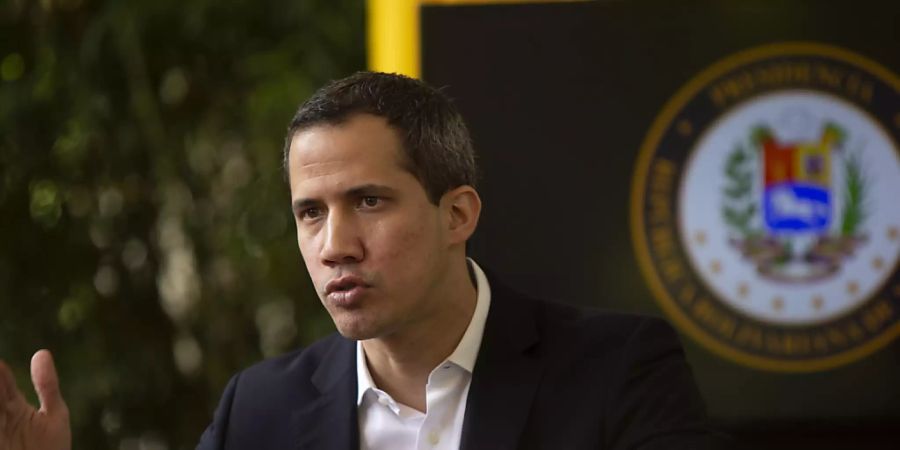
[460,278,545,450]
[292,336,359,450]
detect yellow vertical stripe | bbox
[367,0,421,78]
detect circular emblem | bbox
[631,42,900,372]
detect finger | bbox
[0,360,17,404]
[30,350,65,415]
[0,360,15,430]
[0,364,5,434]
[0,361,9,413]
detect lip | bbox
[324,275,370,307]
[327,285,368,308]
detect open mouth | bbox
[324,275,370,306]
[329,279,361,293]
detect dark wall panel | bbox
[421,1,900,448]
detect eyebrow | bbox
[345,183,396,198]
[292,184,398,213]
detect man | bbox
[0,72,713,449]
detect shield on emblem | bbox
[761,130,834,234]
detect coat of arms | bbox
[724,122,869,283]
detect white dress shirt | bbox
[356,259,492,450]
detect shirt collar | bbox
[356,258,492,406]
[445,258,491,373]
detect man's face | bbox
[287,113,451,340]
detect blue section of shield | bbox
[763,183,831,233]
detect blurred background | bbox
[3,0,900,449]
[1,0,363,448]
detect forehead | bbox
[287,114,414,195]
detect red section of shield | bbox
[763,139,796,187]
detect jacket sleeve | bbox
[196,372,241,450]
[605,317,719,450]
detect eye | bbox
[359,196,381,209]
[299,207,324,221]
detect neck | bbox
[361,257,477,412]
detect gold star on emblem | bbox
[872,257,885,270]
[888,226,899,241]
[677,119,693,136]
[710,259,722,274]
[772,297,784,312]
[737,282,749,298]
[694,231,707,246]
[812,296,824,310]
[847,281,860,295]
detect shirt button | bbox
[377,396,390,406]
[428,431,440,446]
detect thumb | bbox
[30,349,66,415]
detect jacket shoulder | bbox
[196,333,354,450]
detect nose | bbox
[320,209,364,266]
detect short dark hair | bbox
[283,71,477,204]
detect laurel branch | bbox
[722,144,757,236]
[840,150,867,236]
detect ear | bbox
[440,185,482,245]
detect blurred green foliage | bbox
[0,0,364,448]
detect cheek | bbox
[295,227,310,261]
[369,214,444,276]
[295,230,323,282]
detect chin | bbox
[332,318,382,341]
[335,328,369,341]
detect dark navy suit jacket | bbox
[196,277,713,449]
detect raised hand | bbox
[0,350,72,450]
